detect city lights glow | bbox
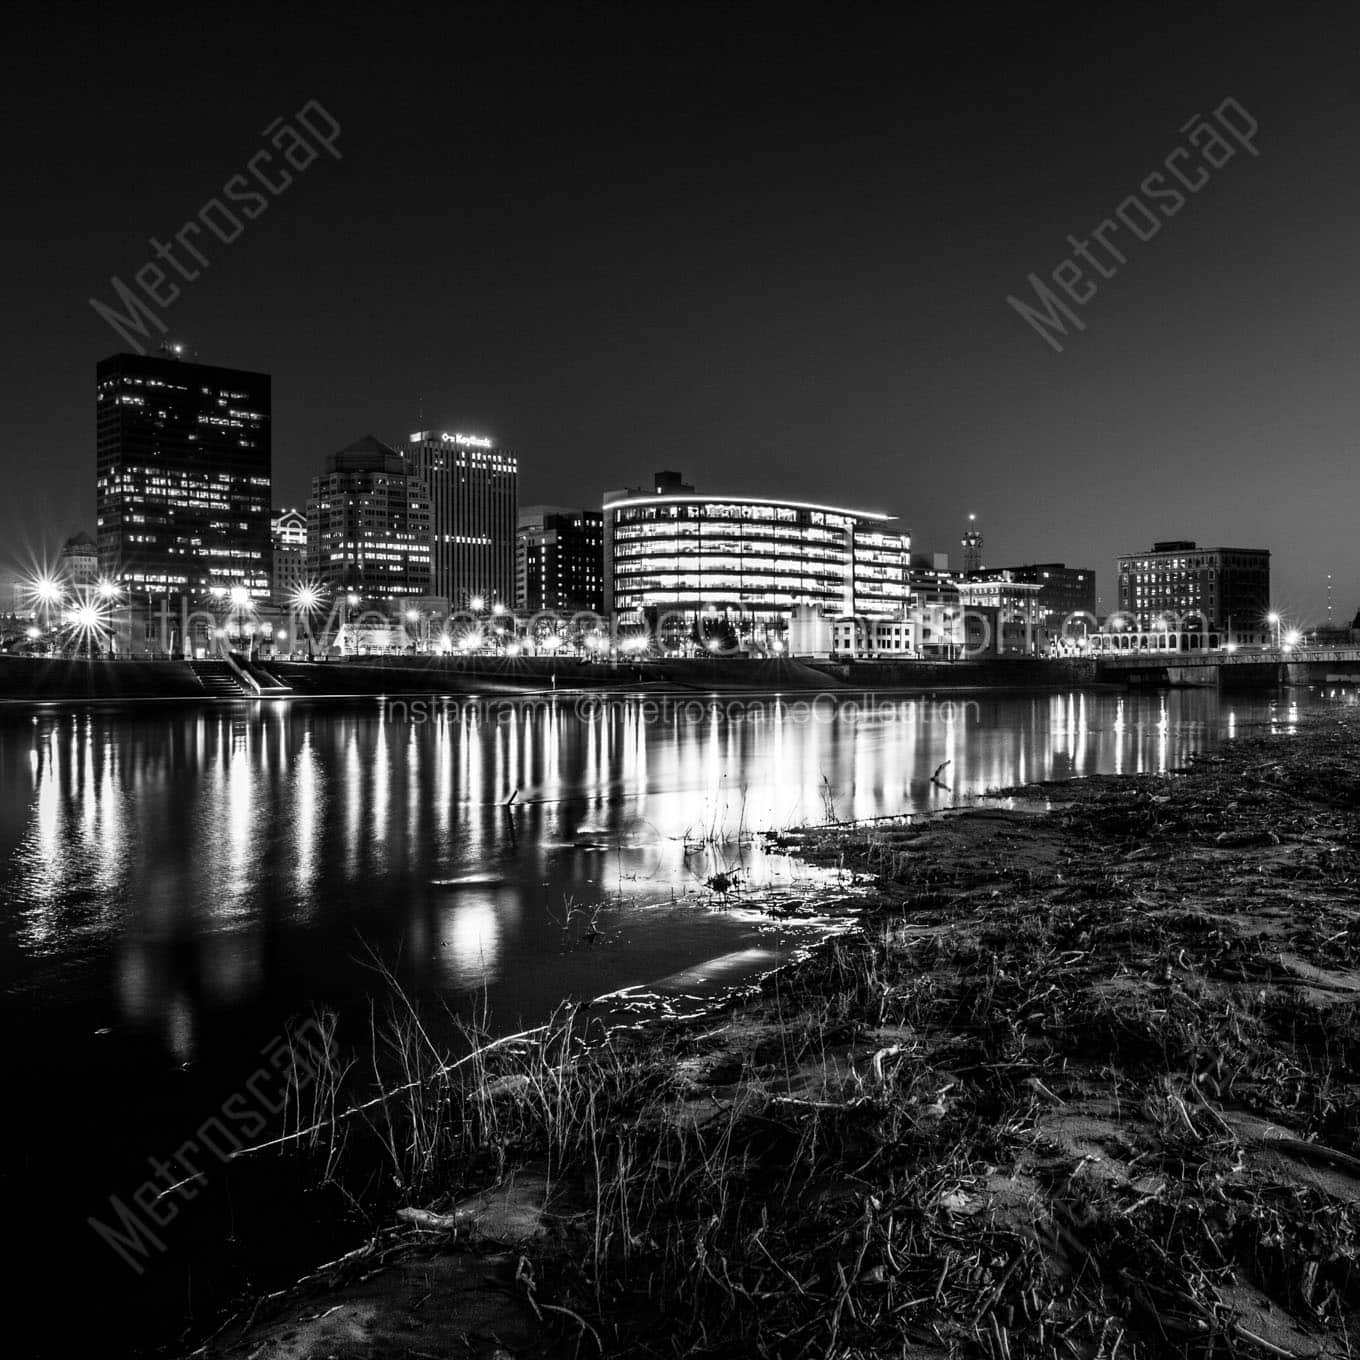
[291,584,322,611]
[229,585,251,607]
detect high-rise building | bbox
[408,430,518,608]
[306,436,431,599]
[270,507,308,604]
[516,506,605,613]
[1116,541,1270,632]
[96,350,271,597]
[604,478,910,646]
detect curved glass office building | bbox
[604,491,910,645]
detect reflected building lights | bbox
[2,688,1312,1067]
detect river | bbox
[0,685,1319,1355]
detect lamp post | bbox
[1267,611,1281,651]
[31,576,64,641]
[229,585,252,654]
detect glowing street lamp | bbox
[63,593,112,659]
[1267,611,1281,650]
[470,594,485,613]
[29,576,64,618]
[1284,629,1302,651]
[97,578,120,599]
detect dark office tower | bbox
[96,350,271,597]
[306,436,432,599]
[1116,541,1271,631]
[516,506,605,613]
[408,430,518,608]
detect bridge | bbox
[1093,645,1360,686]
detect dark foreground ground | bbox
[193,711,1360,1360]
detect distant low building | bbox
[59,531,100,589]
[974,563,1095,650]
[831,613,920,658]
[956,579,1043,656]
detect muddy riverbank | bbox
[195,710,1360,1360]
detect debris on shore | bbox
[202,713,1360,1360]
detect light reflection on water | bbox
[0,687,1320,1060]
[0,683,1340,1357]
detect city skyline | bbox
[3,5,1358,619]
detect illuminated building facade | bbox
[306,436,431,599]
[516,506,604,613]
[604,487,910,644]
[58,532,100,588]
[956,579,1043,655]
[96,351,271,597]
[975,562,1095,642]
[408,430,518,608]
[1117,541,1270,632]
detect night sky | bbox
[4,1,1358,619]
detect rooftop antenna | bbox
[961,512,984,576]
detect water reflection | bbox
[0,687,1320,1059]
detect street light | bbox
[470,594,485,613]
[97,578,120,599]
